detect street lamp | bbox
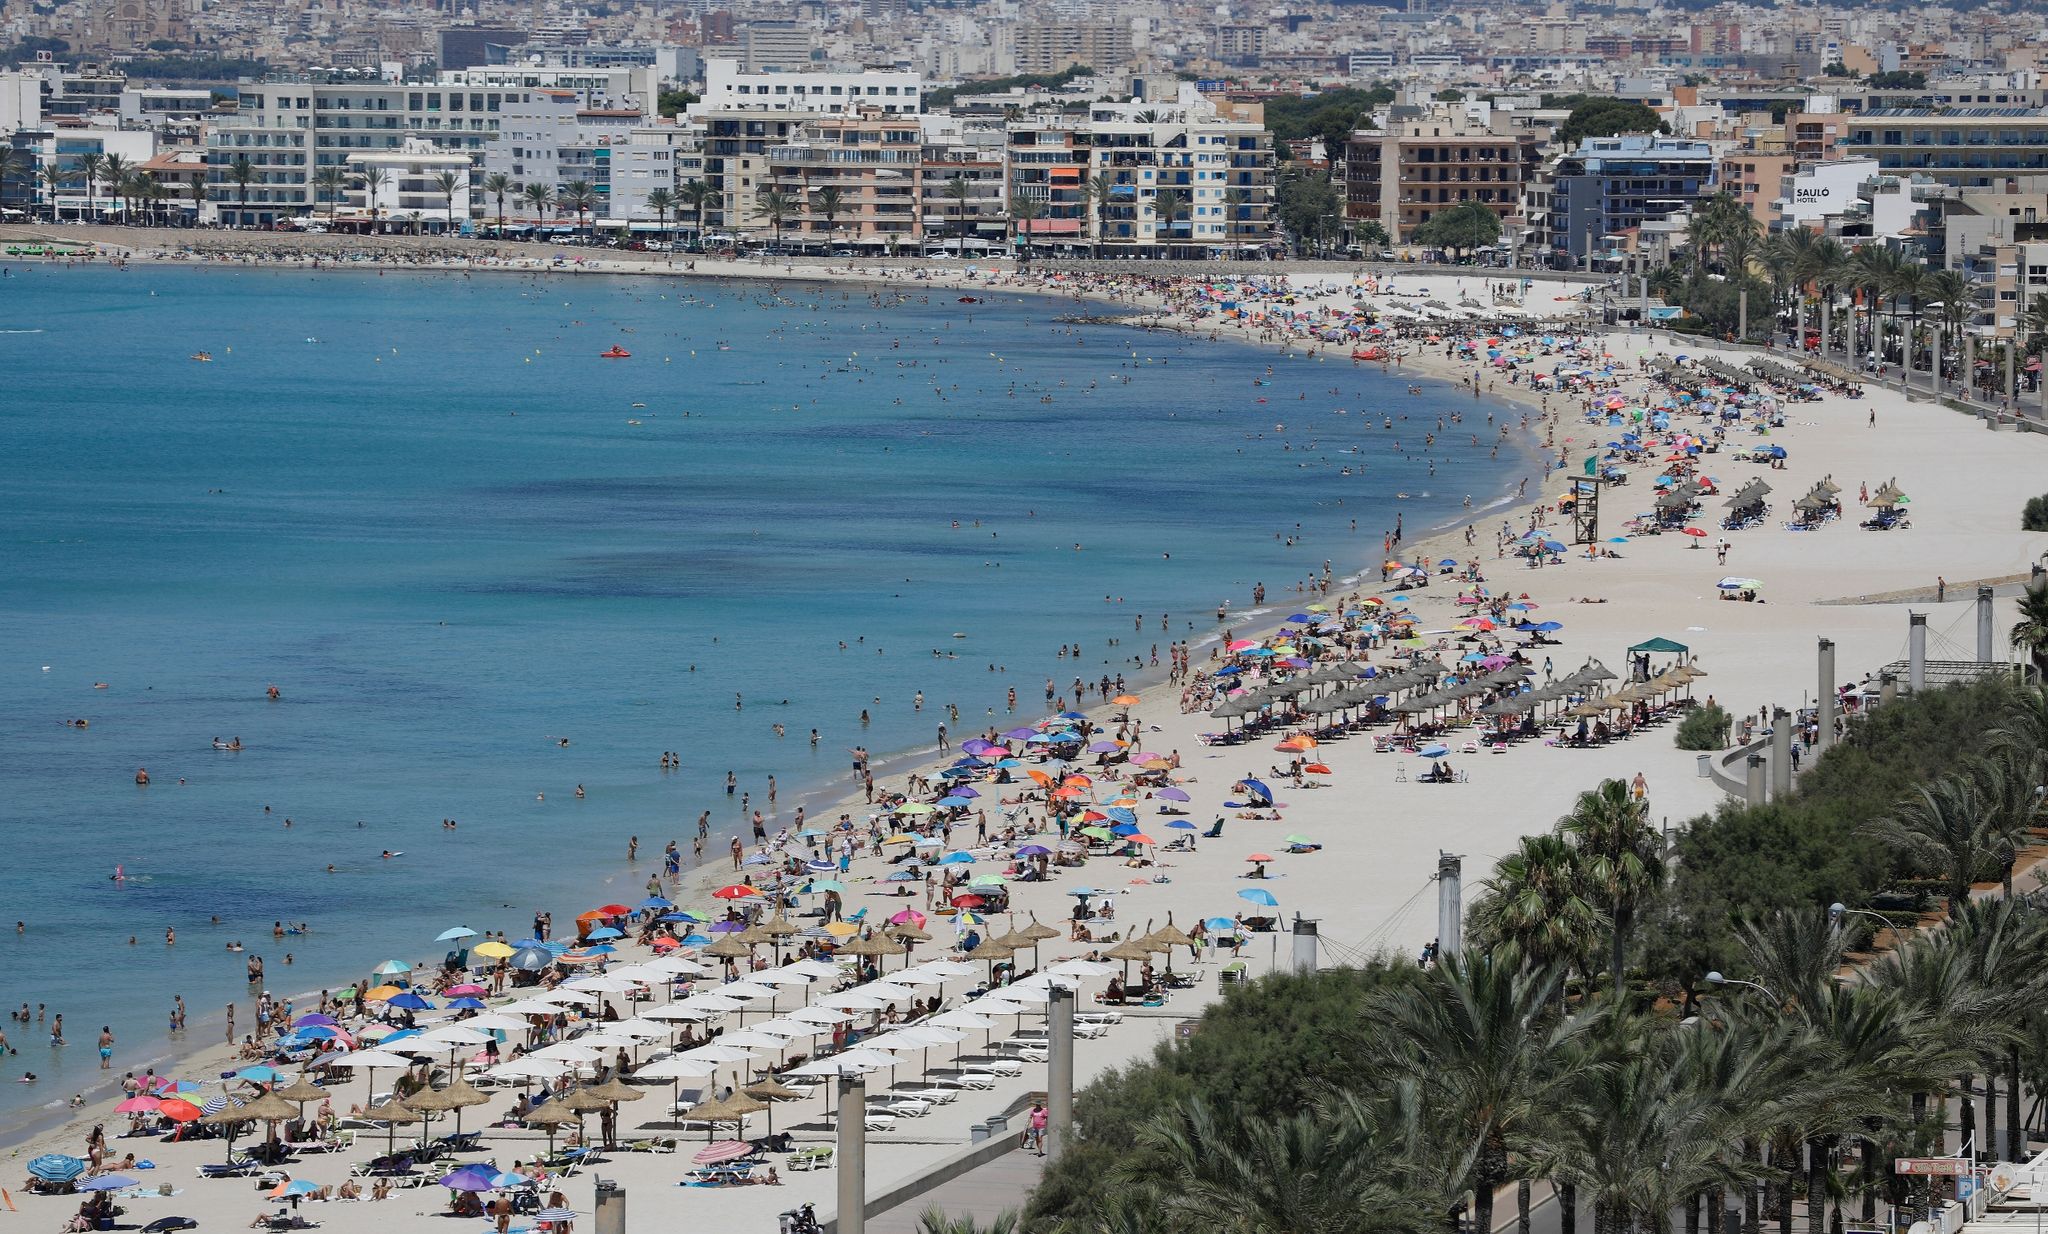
[1827,902,1893,932]
[1703,971,1779,1002]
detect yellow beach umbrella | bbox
[473,941,515,959]
[363,985,404,1002]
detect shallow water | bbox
[0,264,1537,1124]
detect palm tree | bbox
[226,153,255,227]
[185,177,204,226]
[753,188,795,252]
[1008,192,1042,264]
[811,184,844,251]
[432,170,462,235]
[559,180,595,238]
[1888,260,1927,374]
[311,167,346,225]
[1221,187,1247,254]
[1557,779,1664,988]
[677,178,713,244]
[358,166,390,232]
[1813,236,1852,357]
[1083,171,1115,246]
[2020,291,2048,362]
[1923,267,1973,378]
[74,152,103,223]
[1370,953,1586,1234]
[1469,833,1605,985]
[481,172,512,237]
[1967,756,2044,897]
[643,187,675,252]
[39,162,68,221]
[520,182,554,234]
[1757,233,1796,340]
[100,153,131,224]
[916,1205,1019,1234]
[405,210,424,237]
[941,174,972,252]
[0,146,24,217]
[1151,188,1187,252]
[1862,773,1998,915]
[132,173,161,226]
[1852,245,1901,366]
[2010,579,2048,682]
[1132,1094,1444,1234]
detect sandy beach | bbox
[8,226,2047,1234]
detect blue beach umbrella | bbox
[435,927,478,942]
[78,1176,137,1193]
[639,898,674,910]
[447,997,487,1010]
[1166,820,1196,830]
[386,993,435,1011]
[1237,888,1279,907]
[584,927,623,941]
[1419,744,1449,758]
[1204,917,1235,930]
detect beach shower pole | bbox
[1436,852,1463,957]
[1965,335,1977,402]
[1932,328,1944,396]
[1909,612,1928,693]
[1290,916,1319,972]
[836,1070,866,1234]
[1821,297,1831,361]
[1047,985,1074,1163]
[1769,708,1792,798]
[1978,587,1996,663]
[1816,638,1836,756]
[1738,289,1748,344]
[1745,754,1766,806]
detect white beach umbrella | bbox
[491,1057,574,1081]
[750,968,818,987]
[499,999,572,1015]
[787,1006,853,1025]
[715,981,777,1000]
[528,1042,603,1063]
[784,959,842,979]
[679,1044,755,1064]
[565,975,642,993]
[608,1018,672,1039]
[566,1032,642,1051]
[1048,959,1118,978]
[676,994,744,1014]
[461,1013,536,1032]
[750,1017,827,1039]
[542,989,599,1005]
[714,1029,795,1049]
[640,1004,715,1022]
[927,1010,997,1031]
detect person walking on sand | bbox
[730,836,744,871]
[1937,576,1947,602]
[1631,771,1648,802]
[98,1026,113,1068]
[1026,1100,1049,1155]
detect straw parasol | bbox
[1015,915,1061,965]
[1104,938,1154,980]
[703,936,750,958]
[741,1078,801,1134]
[274,1075,328,1106]
[582,1077,644,1147]
[966,936,1015,982]
[682,1092,767,1142]
[885,922,932,942]
[433,1072,492,1138]
[1149,915,1198,970]
[758,914,801,962]
[521,1100,578,1158]
[366,1099,420,1157]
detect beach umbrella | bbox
[78,1175,138,1193]
[1238,887,1279,907]
[1149,914,1198,967]
[740,1077,802,1134]
[473,941,515,959]
[965,937,1015,983]
[436,927,478,942]
[682,1092,767,1142]
[27,1155,86,1183]
[158,1097,202,1124]
[521,1101,578,1158]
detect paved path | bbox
[866,1146,1046,1233]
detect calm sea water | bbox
[0,263,1535,1125]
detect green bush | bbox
[1674,703,1731,750]
[2023,493,2048,531]
[1656,678,2016,982]
[1025,958,1417,1228]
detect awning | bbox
[1627,637,1689,654]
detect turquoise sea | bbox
[0,263,1536,1129]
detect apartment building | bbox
[1341,104,1539,244]
[344,138,474,231]
[1538,134,1717,264]
[766,107,923,249]
[1006,86,1273,256]
[204,79,507,226]
[1842,108,2048,189]
[1013,23,1135,74]
[692,62,924,237]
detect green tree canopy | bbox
[1411,202,1501,253]
[1556,98,1669,148]
[656,89,698,118]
